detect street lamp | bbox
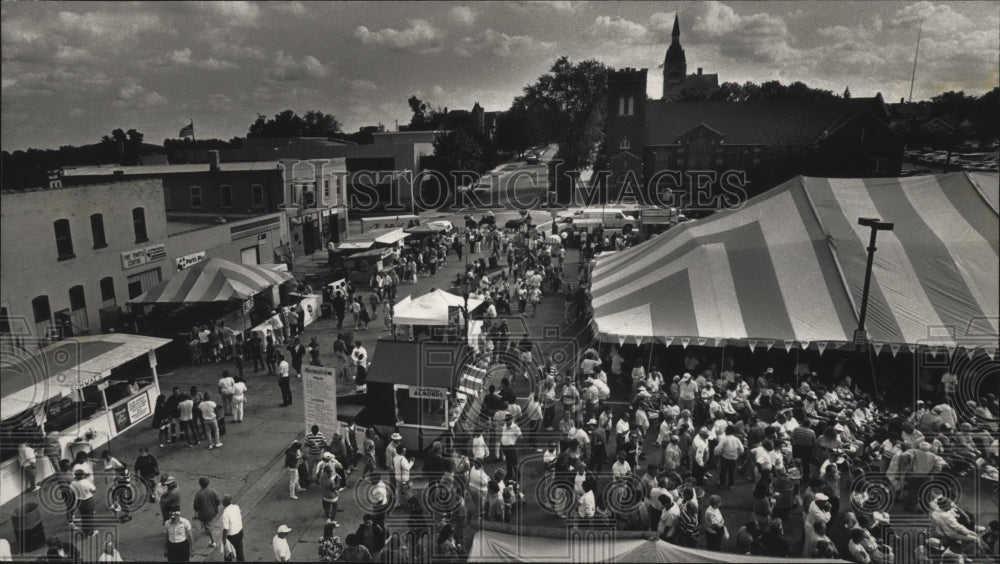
[854,217,894,346]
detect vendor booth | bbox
[360,340,480,452]
[372,228,409,253]
[393,288,484,341]
[0,334,171,505]
[338,247,397,285]
[127,257,295,366]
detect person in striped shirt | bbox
[305,425,327,483]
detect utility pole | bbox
[908,17,923,103]
[855,217,895,347]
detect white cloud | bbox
[455,29,556,57]
[266,51,329,81]
[269,1,307,16]
[451,6,477,25]
[165,48,239,70]
[590,16,650,44]
[209,40,267,61]
[354,19,444,53]
[57,10,163,39]
[509,1,585,13]
[115,81,168,108]
[347,79,378,91]
[194,1,260,27]
[691,1,792,63]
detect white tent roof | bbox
[393,288,484,326]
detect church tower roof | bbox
[672,13,680,38]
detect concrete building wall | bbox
[166,213,284,271]
[0,180,167,342]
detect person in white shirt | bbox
[200,392,222,448]
[577,479,596,518]
[164,509,193,561]
[500,415,522,481]
[277,353,292,407]
[612,451,631,480]
[352,341,369,393]
[273,524,292,562]
[472,431,489,461]
[0,538,12,562]
[17,442,38,492]
[217,371,236,416]
[97,541,123,563]
[221,496,244,562]
[393,447,413,509]
[231,377,248,423]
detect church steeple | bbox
[663,13,687,98]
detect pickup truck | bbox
[557,208,639,231]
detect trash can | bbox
[11,503,45,553]
[773,477,794,519]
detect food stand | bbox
[360,340,477,452]
[0,334,171,505]
[340,248,397,285]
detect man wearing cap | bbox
[164,508,193,562]
[273,524,292,562]
[928,497,985,554]
[386,433,402,499]
[804,493,832,554]
[678,373,697,415]
[691,428,710,486]
[587,418,608,472]
[221,495,244,562]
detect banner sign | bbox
[122,243,167,269]
[302,365,338,437]
[411,387,447,400]
[176,251,207,271]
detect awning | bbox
[129,257,294,304]
[591,173,999,351]
[366,340,470,388]
[374,228,409,246]
[338,241,374,252]
[1,334,172,418]
[404,224,446,235]
[469,530,846,563]
[393,288,484,326]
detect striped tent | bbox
[591,173,998,354]
[129,257,295,304]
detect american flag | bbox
[179,122,194,138]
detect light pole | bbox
[854,217,894,347]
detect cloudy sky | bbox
[2,1,997,151]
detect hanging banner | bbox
[799,341,810,351]
[748,340,758,353]
[302,365,338,437]
[890,343,902,358]
[816,342,828,356]
[766,340,775,352]
[680,337,691,349]
[713,338,723,348]
[784,341,794,353]
[944,344,956,358]
[873,343,885,356]
[663,337,674,348]
[929,347,939,359]
[634,336,644,346]
[618,335,627,348]
[965,348,976,361]
[986,347,996,361]
[697,338,707,347]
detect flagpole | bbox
[190,119,196,163]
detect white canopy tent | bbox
[393,288,484,326]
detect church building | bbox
[604,16,903,204]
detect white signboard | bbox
[176,251,207,271]
[126,390,151,423]
[302,365,338,437]
[411,387,447,400]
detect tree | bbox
[515,56,609,170]
[494,108,542,155]
[247,109,341,138]
[708,80,836,102]
[406,96,445,131]
[843,86,852,99]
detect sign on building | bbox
[411,387,447,400]
[122,244,167,269]
[176,251,207,271]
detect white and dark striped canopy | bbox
[129,257,294,304]
[591,173,999,352]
